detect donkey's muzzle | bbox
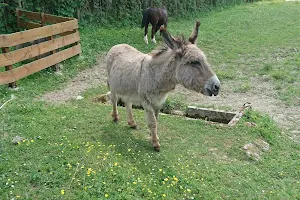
[203,75,220,96]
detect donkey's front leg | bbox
[154,108,160,122]
[125,102,137,129]
[145,108,160,151]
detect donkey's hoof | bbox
[153,146,160,152]
[113,118,119,123]
[128,121,137,129]
[153,142,161,152]
[130,125,138,129]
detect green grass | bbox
[1,1,300,199]
[233,80,252,93]
[1,92,299,199]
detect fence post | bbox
[40,11,45,26]
[1,47,17,88]
[41,12,60,72]
[16,8,21,31]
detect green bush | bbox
[0,1,18,34]
[1,0,244,33]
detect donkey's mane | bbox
[149,35,188,58]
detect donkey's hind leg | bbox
[110,92,119,123]
[125,102,137,129]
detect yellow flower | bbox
[164,178,168,182]
[105,194,109,197]
[187,189,191,193]
[133,181,137,184]
[114,162,118,166]
[173,177,178,181]
[16,196,21,198]
[162,194,166,197]
[31,139,34,143]
[60,189,65,195]
[159,169,162,172]
[67,163,72,169]
[87,168,93,175]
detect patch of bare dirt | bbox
[40,55,107,103]
[171,79,300,141]
[40,55,300,142]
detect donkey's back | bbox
[106,44,145,74]
[106,44,147,102]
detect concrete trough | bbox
[94,93,246,125]
[186,106,238,124]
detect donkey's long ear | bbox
[188,21,201,44]
[160,27,177,50]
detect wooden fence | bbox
[0,9,81,87]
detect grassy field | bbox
[1,1,300,199]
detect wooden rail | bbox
[0,9,81,87]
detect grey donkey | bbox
[106,21,220,151]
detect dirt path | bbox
[40,56,300,143]
[41,56,107,103]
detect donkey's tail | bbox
[141,9,149,28]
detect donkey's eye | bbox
[190,61,200,67]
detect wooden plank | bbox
[19,20,42,29]
[44,14,73,24]
[19,10,73,24]
[19,10,41,21]
[1,47,16,87]
[59,31,75,37]
[0,19,78,47]
[0,70,15,86]
[0,35,9,48]
[0,32,80,67]
[0,44,81,85]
